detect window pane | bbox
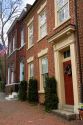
[29,35,33,46]
[28,23,33,47]
[64,50,70,58]
[64,3,69,20]
[39,9,47,39]
[41,57,48,74]
[57,0,68,10]
[57,0,69,24]
[58,8,65,24]
[57,0,64,10]
[57,3,69,24]
[30,63,34,78]
[42,73,48,87]
[20,62,24,81]
[21,30,24,46]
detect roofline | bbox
[7,18,19,35]
[7,0,40,35]
[7,4,31,35]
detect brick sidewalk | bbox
[0,101,83,125]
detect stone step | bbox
[52,109,76,120]
[62,105,74,112]
[5,96,18,101]
[5,92,18,101]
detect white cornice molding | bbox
[48,25,75,43]
[37,0,47,14]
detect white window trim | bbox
[19,43,25,50]
[37,0,47,14]
[54,0,70,28]
[38,3,47,41]
[27,56,34,63]
[28,62,34,80]
[27,17,34,26]
[38,48,48,58]
[39,56,48,92]
[6,82,20,86]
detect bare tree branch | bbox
[0,0,23,46]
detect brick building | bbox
[6,0,83,115]
[6,4,31,93]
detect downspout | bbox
[74,0,83,103]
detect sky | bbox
[23,0,35,6]
[0,0,36,45]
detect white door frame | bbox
[53,33,79,113]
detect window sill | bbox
[38,90,45,94]
[5,82,20,86]
[8,49,17,57]
[27,45,34,51]
[53,17,71,31]
[37,34,47,43]
[19,44,25,50]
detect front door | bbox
[63,60,74,105]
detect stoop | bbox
[52,109,76,120]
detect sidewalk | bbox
[0,92,6,101]
[0,101,83,125]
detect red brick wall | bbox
[76,0,83,83]
[24,0,76,90]
[73,0,83,101]
[7,20,26,84]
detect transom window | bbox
[64,50,70,58]
[29,63,34,79]
[28,22,33,48]
[39,9,47,39]
[41,57,48,88]
[56,0,69,25]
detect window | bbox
[8,67,10,84]
[64,49,70,58]
[29,63,34,79]
[21,29,24,47]
[9,42,11,55]
[11,71,14,83]
[13,36,15,51]
[41,57,48,89]
[28,22,33,48]
[20,62,24,81]
[56,0,69,25]
[39,9,47,39]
